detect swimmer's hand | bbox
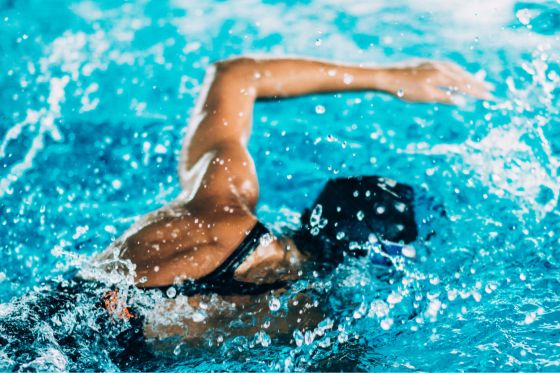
[377,61,494,104]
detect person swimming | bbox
[72,56,491,350]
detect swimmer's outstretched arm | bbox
[183,57,491,209]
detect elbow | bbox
[213,57,258,78]
[210,57,260,96]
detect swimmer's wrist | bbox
[369,68,400,95]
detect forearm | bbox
[185,56,489,172]
[216,57,393,99]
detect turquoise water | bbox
[1,0,559,370]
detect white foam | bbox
[406,125,560,220]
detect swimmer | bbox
[76,57,491,350]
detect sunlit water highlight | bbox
[0,0,559,371]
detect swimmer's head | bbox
[292,176,418,265]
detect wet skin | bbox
[82,56,491,341]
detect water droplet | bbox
[402,245,416,258]
[259,233,274,247]
[387,292,403,304]
[348,242,361,252]
[173,343,183,356]
[256,331,271,347]
[343,73,354,85]
[192,311,206,322]
[112,179,122,189]
[367,234,379,244]
[166,286,177,298]
[269,297,281,311]
[309,204,323,227]
[516,8,532,25]
[426,299,442,317]
[397,88,405,98]
[472,291,482,302]
[154,144,167,154]
[394,202,406,213]
[380,318,393,330]
[293,330,304,346]
[369,300,389,318]
[524,312,537,324]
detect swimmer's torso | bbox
[88,203,299,288]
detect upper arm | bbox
[191,140,259,210]
[181,60,260,208]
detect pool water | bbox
[1,0,559,370]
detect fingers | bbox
[435,61,494,100]
[427,89,455,104]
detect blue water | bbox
[1,0,559,370]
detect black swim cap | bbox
[294,175,418,264]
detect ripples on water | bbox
[0,0,559,370]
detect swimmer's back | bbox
[93,205,258,288]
